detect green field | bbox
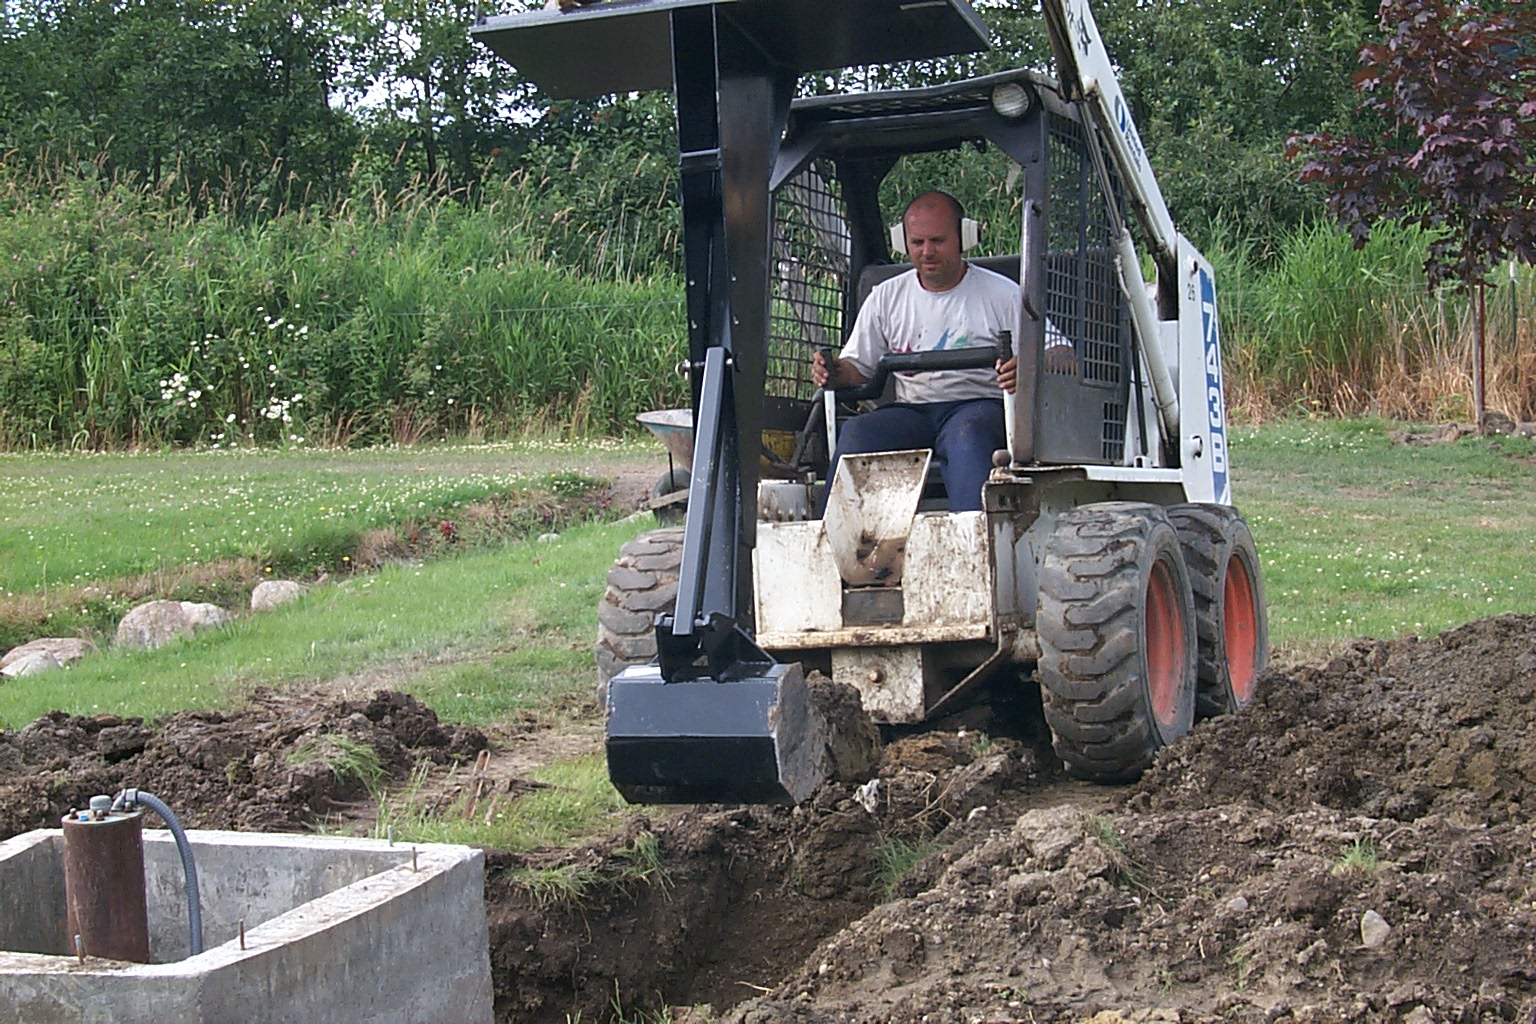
[0,518,653,728]
[1,419,1533,732]
[1232,420,1536,656]
[0,437,648,593]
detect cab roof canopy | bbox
[472,0,991,100]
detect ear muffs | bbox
[890,218,982,254]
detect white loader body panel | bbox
[1175,235,1232,505]
[755,511,993,648]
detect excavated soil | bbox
[0,689,487,838]
[7,615,1536,1024]
[486,616,1536,1024]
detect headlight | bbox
[991,82,1030,118]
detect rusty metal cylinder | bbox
[61,806,150,963]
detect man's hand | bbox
[996,354,1018,394]
[813,351,869,390]
[812,349,834,388]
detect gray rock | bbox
[1,651,62,677]
[116,600,233,650]
[1482,410,1516,435]
[250,579,306,612]
[181,602,233,629]
[1403,1007,1434,1024]
[1,637,96,670]
[1013,805,1086,870]
[1226,895,1250,913]
[96,724,150,762]
[1360,909,1392,948]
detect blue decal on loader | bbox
[1198,270,1229,504]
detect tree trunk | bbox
[1473,281,1486,428]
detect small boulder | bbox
[1,637,95,670]
[1226,895,1250,913]
[116,600,233,650]
[1,651,63,678]
[1482,410,1516,435]
[1014,805,1087,870]
[1361,909,1392,948]
[251,580,306,612]
[181,602,233,629]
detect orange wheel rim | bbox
[1145,559,1185,730]
[1224,555,1259,704]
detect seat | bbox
[845,254,1021,511]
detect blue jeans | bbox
[821,399,1006,515]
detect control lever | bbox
[833,345,1004,403]
[818,347,839,453]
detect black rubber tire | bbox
[650,468,689,526]
[1166,503,1270,719]
[595,527,682,705]
[1036,502,1199,782]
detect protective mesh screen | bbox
[1045,112,1127,389]
[1102,401,1126,462]
[768,162,850,402]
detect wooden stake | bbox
[1474,280,1487,427]
[464,748,491,819]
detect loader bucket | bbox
[605,661,826,804]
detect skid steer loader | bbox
[473,0,1268,804]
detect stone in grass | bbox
[1,637,96,670]
[116,600,234,650]
[1,651,63,678]
[251,580,307,612]
[1360,909,1392,948]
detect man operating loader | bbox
[813,190,1020,514]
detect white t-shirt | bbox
[839,263,1019,405]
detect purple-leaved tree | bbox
[1291,0,1536,425]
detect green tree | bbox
[341,0,529,190]
[0,0,357,208]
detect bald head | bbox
[902,190,967,291]
[904,191,965,235]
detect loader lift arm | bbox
[1041,0,1183,443]
[473,0,991,803]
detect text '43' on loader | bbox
[473,0,1268,804]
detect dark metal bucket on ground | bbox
[606,661,825,804]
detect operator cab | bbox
[761,69,1138,516]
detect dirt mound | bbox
[0,689,486,840]
[12,613,1536,1024]
[1130,613,1536,825]
[717,615,1536,1024]
[497,615,1536,1024]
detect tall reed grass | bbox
[1216,221,1536,422]
[0,157,686,449]
[3,153,1532,448]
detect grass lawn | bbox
[0,515,655,729]
[3,419,1533,728]
[0,437,649,593]
[1231,419,1536,658]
